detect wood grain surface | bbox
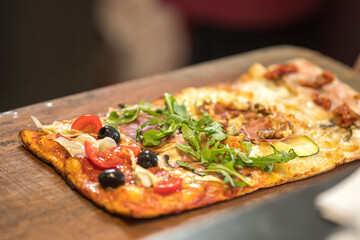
[1,45,360,240]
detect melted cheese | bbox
[31,116,82,137]
[55,134,96,157]
[238,79,292,105]
[176,88,249,117]
[55,135,117,157]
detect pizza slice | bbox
[19,59,360,218]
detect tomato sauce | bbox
[79,156,135,184]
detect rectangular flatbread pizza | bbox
[19,59,360,218]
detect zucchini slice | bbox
[272,135,319,158]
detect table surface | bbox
[1,45,360,240]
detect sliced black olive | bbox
[99,169,125,189]
[98,125,120,144]
[138,150,158,168]
[118,103,126,108]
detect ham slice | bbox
[119,114,150,143]
[242,118,271,140]
[120,114,179,146]
[168,130,186,145]
[324,81,360,116]
[242,117,294,142]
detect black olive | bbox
[98,169,125,189]
[118,103,126,108]
[138,150,158,168]
[98,125,120,144]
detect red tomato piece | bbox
[84,141,141,169]
[71,114,102,134]
[113,145,141,159]
[154,177,182,195]
[125,146,141,157]
[84,141,123,169]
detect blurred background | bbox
[1,0,359,112]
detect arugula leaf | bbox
[181,124,201,150]
[240,141,253,156]
[166,114,190,126]
[106,106,140,128]
[176,160,197,171]
[175,143,197,157]
[204,121,227,144]
[111,93,191,147]
[189,113,227,144]
[205,161,253,186]
[202,168,246,187]
[141,129,166,146]
[245,148,298,173]
[177,122,252,186]
[106,100,164,128]
[174,101,190,119]
[139,100,165,117]
[196,112,213,126]
[136,120,151,141]
[164,93,177,115]
[138,94,191,146]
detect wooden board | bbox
[1,45,360,240]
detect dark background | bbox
[1,0,359,112]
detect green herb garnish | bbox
[176,160,197,171]
[135,93,191,146]
[107,100,165,128]
[106,93,298,186]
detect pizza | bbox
[19,59,360,218]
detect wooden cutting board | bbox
[1,45,360,240]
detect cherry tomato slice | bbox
[84,141,122,169]
[154,177,182,195]
[71,114,102,134]
[84,141,141,169]
[113,145,141,159]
